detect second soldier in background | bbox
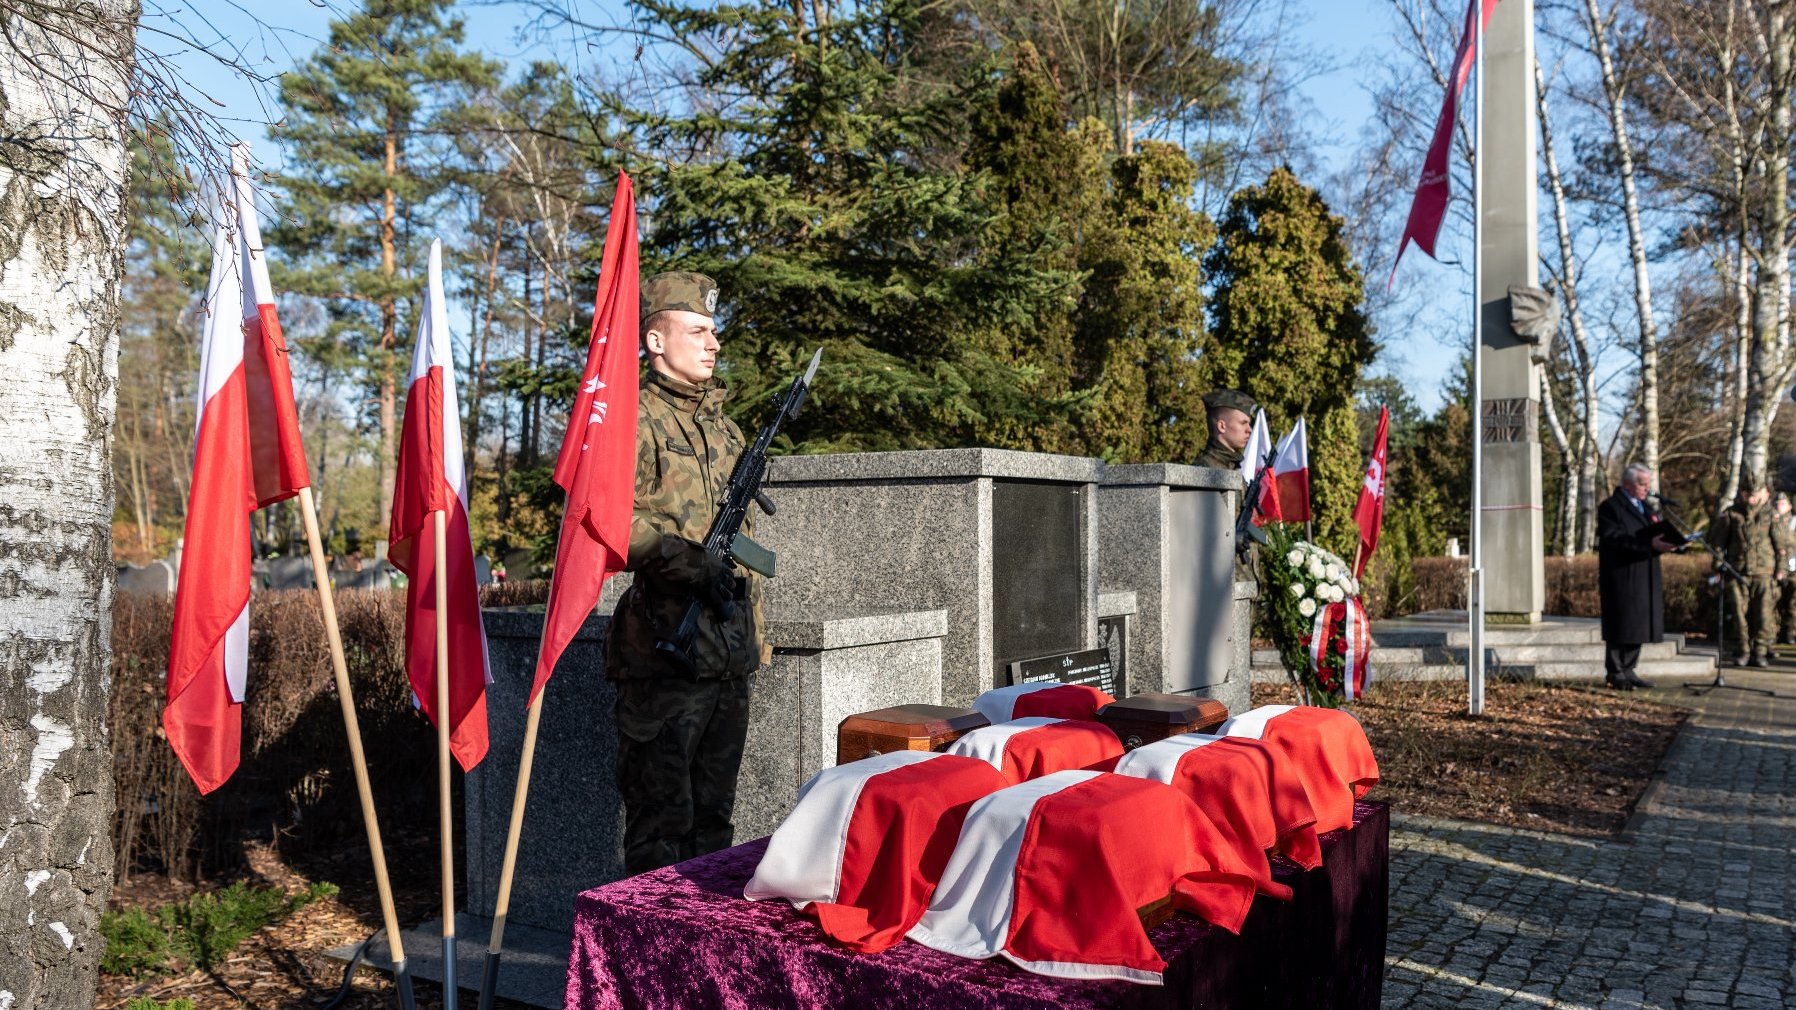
[609,272,766,874]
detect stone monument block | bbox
[1098,463,1246,714]
[757,448,1102,706]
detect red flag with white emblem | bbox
[1352,406,1390,577]
[389,239,490,770]
[531,174,640,703]
[165,146,311,794]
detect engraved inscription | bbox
[1482,398,1537,443]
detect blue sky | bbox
[154,0,1457,407]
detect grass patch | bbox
[102,881,338,979]
[123,999,195,1010]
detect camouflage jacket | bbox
[1194,436,1243,473]
[607,369,766,680]
[1711,501,1790,578]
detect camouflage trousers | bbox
[1781,579,1796,641]
[1725,576,1780,658]
[614,675,753,876]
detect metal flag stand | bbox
[1468,0,1488,717]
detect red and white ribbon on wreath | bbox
[1308,598,1374,701]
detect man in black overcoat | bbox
[1596,464,1676,689]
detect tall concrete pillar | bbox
[1479,0,1546,621]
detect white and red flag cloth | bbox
[971,682,1114,724]
[1217,706,1380,835]
[388,239,490,771]
[1352,405,1391,577]
[1311,598,1375,702]
[1258,417,1312,524]
[1390,0,1501,285]
[165,145,310,795]
[945,718,1123,785]
[1240,407,1272,489]
[744,751,1007,954]
[1102,732,1323,888]
[907,771,1260,984]
[531,173,640,704]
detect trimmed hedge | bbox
[110,581,550,881]
[1396,554,1718,635]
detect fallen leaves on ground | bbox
[1253,677,1686,836]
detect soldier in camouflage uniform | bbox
[1709,480,1788,667]
[609,271,767,874]
[1775,493,1796,644]
[1194,389,1258,472]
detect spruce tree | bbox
[1203,166,1374,548]
[271,0,500,524]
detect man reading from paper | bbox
[608,272,766,874]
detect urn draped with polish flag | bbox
[1258,417,1312,524]
[389,240,491,771]
[164,149,310,795]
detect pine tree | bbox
[1203,166,1374,548]
[271,0,500,524]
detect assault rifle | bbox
[1237,449,1272,563]
[655,348,822,674]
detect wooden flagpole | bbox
[434,509,458,1010]
[297,487,415,1010]
[478,687,545,1010]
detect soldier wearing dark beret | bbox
[609,270,766,873]
[1195,389,1258,472]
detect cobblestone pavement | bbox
[1383,662,1796,1009]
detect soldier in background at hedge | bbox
[1776,493,1796,645]
[1709,479,1789,668]
[1596,463,1676,690]
[1195,389,1258,472]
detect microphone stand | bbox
[1658,497,1777,698]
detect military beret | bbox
[1202,389,1257,416]
[641,271,719,319]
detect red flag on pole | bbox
[1389,0,1500,285]
[532,174,641,703]
[389,240,490,770]
[1352,406,1391,578]
[165,146,311,794]
[1258,418,1312,524]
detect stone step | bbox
[1251,653,1717,683]
[1251,639,1691,667]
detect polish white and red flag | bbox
[945,718,1124,786]
[388,240,490,770]
[1217,705,1381,835]
[907,771,1260,984]
[1240,407,1272,489]
[1258,417,1312,524]
[971,682,1114,724]
[165,145,310,795]
[745,751,1007,954]
[531,173,640,704]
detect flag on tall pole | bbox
[164,159,310,795]
[389,239,491,771]
[1352,406,1391,578]
[480,173,640,1010]
[533,173,640,701]
[1239,408,1273,488]
[1389,0,1501,285]
[1258,418,1312,524]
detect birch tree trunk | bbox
[1737,5,1794,488]
[0,3,134,1008]
[1583,0,1661,482]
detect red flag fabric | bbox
[1352,406,1390,577]
[1258,417,1312,523]
[1389,0,1501,285]
[532,175,640,703]
[389,239,490,771]
[165,148,311,794]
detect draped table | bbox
[565,801,1388,1010]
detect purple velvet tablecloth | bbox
[566,800,1388,1010]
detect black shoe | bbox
[1750,655,1771,668]
[1625,672,1654,689]
[1732,653,1749,668]
[1605,674,1632,691]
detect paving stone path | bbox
[1383,663,1796,1009]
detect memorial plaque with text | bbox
[1006,647,1118,698]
